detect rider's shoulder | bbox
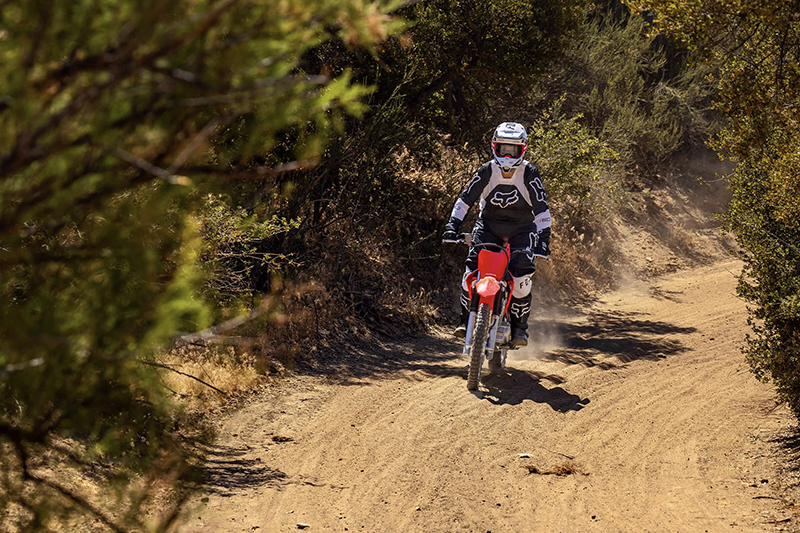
[477,161,494,175]
[522,161,542,178]
[522,160,540,173]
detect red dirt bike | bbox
[448,233,548,391]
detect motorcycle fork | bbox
[486,288,508,359]
[462,288,480,355]
[462,309,477,356]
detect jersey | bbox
[449,160,551,240]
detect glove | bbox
[442,218,461,242]
[534,232,550,256]
[534,239,550,256]
[442,226,459,242]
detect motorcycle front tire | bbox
[466,303,492,391]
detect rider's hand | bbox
[442,227,459,242]
[442,219,461,242]
[535,239,551,257]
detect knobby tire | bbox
[467,304,492,391]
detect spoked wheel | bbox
[466,304,492,391]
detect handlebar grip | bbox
[442,233,472,245]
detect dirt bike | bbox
[446,233,549,392]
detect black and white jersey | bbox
[450,160,551,239]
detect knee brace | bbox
[512,273,533,299]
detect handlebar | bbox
[441,232,474,246]
[442,233,551,260]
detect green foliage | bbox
[528,99,618,224]
[627,0,800,415]
[302,0,589,137]
[558,14,717,172]
[0,0,394,530]
[198,192,301,306]
[728,165,800,413]
[401,0,587,109]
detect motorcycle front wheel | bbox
[466,303,492,391]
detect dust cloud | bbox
[510,314,567,361]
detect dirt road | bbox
[183,260,798,532]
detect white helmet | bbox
[491,122,528,171]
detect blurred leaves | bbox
[0,0,394,530]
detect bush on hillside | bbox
[586,19,716,164]
[204,4,718,344]
[728,164,800,415]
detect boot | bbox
[509,294,531,347]
[454,289,470,339]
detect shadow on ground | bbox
[771,426,800,474]
[299,309,696,385]
[542,309,697,370]
[300,332,464,385]
[200,444,287,497]
[481,368,591,411]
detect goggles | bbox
[495,142,523,158]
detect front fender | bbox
[476,276,501,306]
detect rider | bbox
[442,122,551,347]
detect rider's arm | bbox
[449,163,493,227]
[443,163,491,240]
[525,165,552,255]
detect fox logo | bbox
[490,190,519,208]
[510,301,530,319]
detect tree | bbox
[624,0,800,414]
[394,0,588,121]
[0,0,396,530]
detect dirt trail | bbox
[183,260,798,532]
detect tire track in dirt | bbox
[184,260,795,532]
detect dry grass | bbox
[159,346,266,412]
[157,280,337,412]
[0,436,192,533]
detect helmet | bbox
[491,122,528,171]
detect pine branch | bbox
[181,158,318,180]
[104,145,190,185]
[0,358,45,378]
